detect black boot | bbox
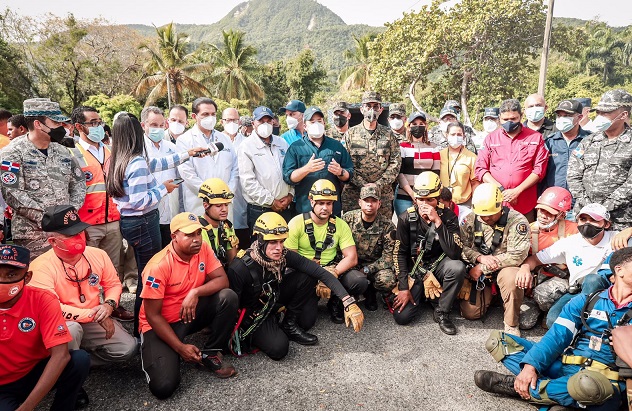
[363,284,378,311]
[474,370,520,398]
[433,309,457,335]
[281,312,318,345]
[75,387,90,409]
[327,296,344,324]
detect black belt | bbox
[248,204,272,212]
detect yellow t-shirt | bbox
[440,147,478,204]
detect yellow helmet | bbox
[471,183,503,216]
[253,212,289,241]
[198,178,234,204]
[413,172,442,198]
[309,179,338,201]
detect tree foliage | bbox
[83,94,142,125]
[338,33,377,92]
[285,49,328,104]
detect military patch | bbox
[453,233,463,248]
[28,180,40,190]
[84,171,93,182]
[199,262,205,272]
[389,229,397,241]
[18,317,36,332]
[1,172,17,186]
[516,222,528,236]
[0,161,20,172]
[573,146,584,159]
[88,272,100,286]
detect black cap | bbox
[41,205,91,236]
[483,107,500,118]
[555,99,583,115]
[0,245,30,268]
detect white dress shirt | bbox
[144,136,179,225]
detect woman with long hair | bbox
[439,121,479,207]
[106,113,207,335]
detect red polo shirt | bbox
[0,286,71,385]
[475,126,548,214]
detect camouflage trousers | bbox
[14,235,51,261]
[367,268,397,294]
[342,184,394,219]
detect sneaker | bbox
[201,351,237,379]
[504,322,521,337]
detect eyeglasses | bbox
[256,226,289,235]
[310,188,338,196]
[81,120,104,127]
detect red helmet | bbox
[536,187,572,214]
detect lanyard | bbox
[447,147,463,184]
[58,255,93,304]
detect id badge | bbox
[589,335,602,351]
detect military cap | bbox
[360,183,381,200]
[41,205,90,236]
[443,100,461,111]
[361,91,382,104]
[23,98,70,122]
[332,101,349,113]
[239,116,253,127]
[592,89,632,113]
[575,98,592,109]
[483,107,500,119]
[555,99,583,115]
[388,103,407,117]
[439,107,459,120]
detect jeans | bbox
[394,197,413,219]
[246,203,295,238]
[119,209,162,337]
[545,274,611,328]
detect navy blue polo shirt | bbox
[541,127,592,192]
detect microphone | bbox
[194,142,224,157]
[214,142,224,151]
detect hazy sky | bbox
[4,0,632,27]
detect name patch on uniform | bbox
[18,317,36,332]
[0,161,20,172]
[199,262,205,272]
[88,272,100,286]
[516,222,528,235]
[145,276,161,289]
[589,309,608,322]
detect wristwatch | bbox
[363,267,370,274]
[104,299,117,310]
[498,185,505,192]
[339,169,345,177]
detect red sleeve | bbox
[531,136,549,179]
[140,261,170,300]
[475,144,491,181]
[38,290,72,350]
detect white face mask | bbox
[447,135,464,148]
[286,116,299,130]
[388,118,404,130]
[440,121,449,133]
[257,123,273,138]
[483,120,498,133]
[525,106,545,122]
[593,115,614,132]
[555,116,575,133]
[223,122,239,136]
[200,115,216,131]
[306,122,325,139]
[168,121,185,135]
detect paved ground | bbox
[40,292,547,411]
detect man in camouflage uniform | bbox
[0,98,86,259]
[342,184,396,311]
[342,91,401,218]
[459,183,531,336]
[329,101,351,141]
[387,103,407,142]
[428,100,477,153]
[567,89,632,231]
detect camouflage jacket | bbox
[428,124,478,153]
[342,209,395,274]
[329,127,347,142]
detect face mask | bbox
[333,115,347,128]
[410,125,426,139]
[525,106,545,122]
[555,116,575,133]
[578,223,605,240]
[272,126,280,136]
[200,115,217,131]
[53,234,86,257]
[448,135,464,148]
[501,121,521,133]
[306,122,325,139]
[439,121,449,133]
[87,125,105,143]
[483,120,498,133]
[257,123,273,139]
[286,116,299,130]
[389,118,404,130]
[539,212,563,230]
[0,274,26,303]
[223,122,239,136]
[43,124,67,143]
[168,121,185,135]
[362,108,378,123]
[593,115,613,132]
[147,128,164,143]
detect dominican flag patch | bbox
[145,276,161,289]
[0,161,20,172]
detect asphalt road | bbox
[39,292,546,411]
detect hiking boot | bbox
[75,387,90,409]
[281,312,318,345]
[201,351,237,379]
[504,322,521,337]
[327,296,344,324]
[363,284,378,311]
[433,310,457,335]
[474,370,520,398]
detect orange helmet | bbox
[536,187,572,214]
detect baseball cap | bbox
[361,91,382,104]
[483,107,500,119]
[555,99,583,115]
[592,89,632,113]
[279,100,306,114]
[332,101,349,113]
[577,203,610,222]
[443,100,461,111]
[439,107,458,120]
[0,245,30,268]
[575,98,592,109]
[304,106,324,122]
[360,184,380,200]
[41,205,91,236]
[408,111,427,123]
[23,98,71,123]
[253,106,274,121]
[170,212,205,234]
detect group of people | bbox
[0,87,631,411]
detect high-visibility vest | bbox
[68,144,119,225]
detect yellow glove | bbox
[315,281,331,299]
[324,266,340,278]
[343,303,364,332]
[458,278,472,300]
[423,271,443,299]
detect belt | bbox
[562,355,622,381]
[248,204,272,212]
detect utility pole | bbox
[166,72,172,109]
[538,0,555,96]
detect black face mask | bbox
[272,126,280,136]
[333,115,347,128]
[410,125,426,138]
[578,223,605,240]
[501,121,521,133]
[43,124,67,143]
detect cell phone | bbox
[172,178,184,185]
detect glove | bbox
[343,303,364,332]
[324,266,340,278]
[315,281,331,299]
[423,271,443,299]
[458,278,472,300]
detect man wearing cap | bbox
[0,244,90,411]
[139,212,239,399]
[576,97,597,133]
[239,116,253,138]
[540,99,591,195]
[567,89,632,231]
[176,97,237,216]
[388,103,408,142]
[279,100,307,146]
[1,98,86,260]
[523,93,556,138]
[342,184,396,311]
[342,91,401,218]
[473,107,500,150]
[329,101,351,141]
[282,106,353,217]
[428,100,478,153]
[29,205,137,368]
[238,106,294,233]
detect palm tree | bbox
[205,30,264,105]
[582,23,631,85]
[338,33,377,92]
[135,23,212,107]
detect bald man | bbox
[523,94,556,138]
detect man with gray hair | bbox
[475,98,548,221]
[567,89,632,231]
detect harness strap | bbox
[303,212,336,262]
[562,355,622,381]
[474,207,509,255]
[199,216,231,265]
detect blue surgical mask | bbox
[148,128,164,143]
[593,115,613,132]
[87,125,105,143]
[525,106,545,122]
[555,116,575,133]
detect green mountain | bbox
[127,0,382,71]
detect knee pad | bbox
[485,330,524,362]
[567,370,614,406]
